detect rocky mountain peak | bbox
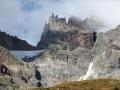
[49,14,66,24]
[68,16,83,28]
[37,14,98,49]
[48,13,68,32]
[47,14,103,32]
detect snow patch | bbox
[78,62,94,81]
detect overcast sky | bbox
[0,0,120,46]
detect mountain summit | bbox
[34,14,104,87]
[37,14,102,49]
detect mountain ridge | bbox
[37,14,100,49]
[0,30,36,50]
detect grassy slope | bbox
[29,79,120,90]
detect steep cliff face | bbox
[0,46,42,89]
[37,14,100,49]
[34,14,104,87]
[34,43,92,87]
[0,31,36,50]
[79,25,120,80]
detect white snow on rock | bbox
[83,62,93,80]
[78,62,93,81]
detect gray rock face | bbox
[37,14,100,49]
[80,25,120,80]
[0,46,42,89]
[35,14,104,87]
[34,43,92,87]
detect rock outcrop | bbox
[0,46,42,89]
[80,25,120,80]
[34,14,104,87]
[37,14,101,49]
[34,43,92,87]
[0,31,36,50]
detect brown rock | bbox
[0,31,36,50]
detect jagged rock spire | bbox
[37,14,98,49]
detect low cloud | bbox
[0,0,120,45]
